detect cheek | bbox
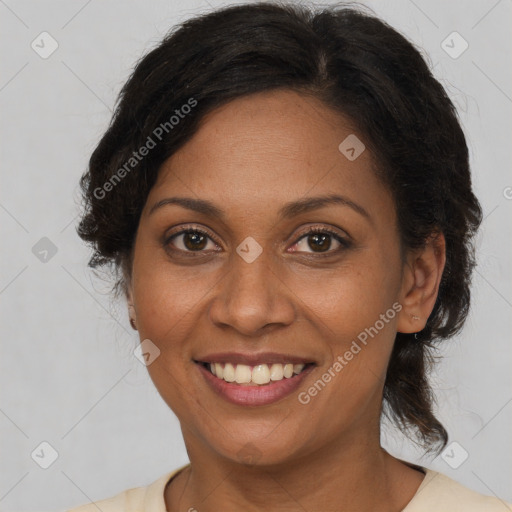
[297,277,399,434]
[291,250,401,398]
[132,247,215,343]
[290,252,401,340]
[131,257,209,417]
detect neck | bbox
[165,429,425,512]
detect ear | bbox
[125,276,138,331]
[396,231,446,334]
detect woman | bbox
[68,2,511,511]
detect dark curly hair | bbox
[76,1,482,453]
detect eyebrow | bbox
[148,194,370,222]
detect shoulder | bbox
[404,468,512,512]
[65,485,144,512]
[65,467,185,512]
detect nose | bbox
[208,247,296,337]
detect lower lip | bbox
[196,363,314,406]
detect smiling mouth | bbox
[196,361,314,386]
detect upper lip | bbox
[194,352,315,366]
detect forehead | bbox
[145,90,393,224]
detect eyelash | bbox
[163,224,351,258]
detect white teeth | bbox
[206,362,308,385]
[293,364,305,375]
[270,363,284,381]
[235,364,252,384]
[252,364,271,385]
[223,363,236,382]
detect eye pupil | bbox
[308,233,331,252]
[184,231,207,250]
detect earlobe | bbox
[128,304,137,330]
[396,231,446,334]
[126,288,138,331]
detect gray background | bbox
[0,0,511,510]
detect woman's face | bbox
[129,89,411,465]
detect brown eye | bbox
[165,228,219,253]
[305,232,332,252]
[290,227,350,255]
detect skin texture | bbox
[126,90,446,511]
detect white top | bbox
[66,464,511,511]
